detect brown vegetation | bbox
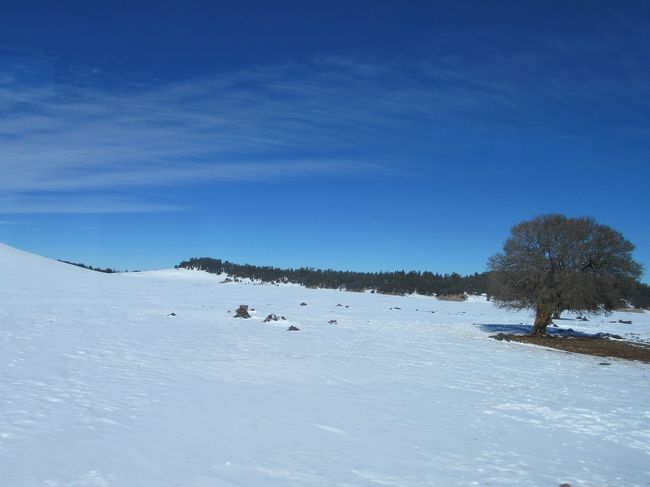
[437,293,467,302]
[492,334,650,363]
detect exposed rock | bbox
[263,314,280,323]
[287,325,300,331]
[492,333,512,342]
[300,302,307,306]
[234,305,251,318]
[328,319,337,324]
[336,304,343,307]
[618,319,632,324]
[220,278,233,283]
[167,312,176,317]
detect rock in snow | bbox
[234,304,251,318]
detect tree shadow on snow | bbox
[477,323,594,337]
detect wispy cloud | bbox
[1,39,648,213]
[2,54,406,208]
[0,193,184,214]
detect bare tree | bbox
[488,214,642,336]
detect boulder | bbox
[234,305,251,318]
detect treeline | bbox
[59,260,117,273]
[176,256,650,308]
[176,257,489,296]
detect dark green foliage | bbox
[59,260,117,273]
[176,257,490,296]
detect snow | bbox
[1,242,649,486]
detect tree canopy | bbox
[488,214,643,336]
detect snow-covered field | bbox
[1,243,649,487]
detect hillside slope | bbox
[1,243,649,486]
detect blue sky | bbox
[1,0,649,278]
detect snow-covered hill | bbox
[1,243,649,486]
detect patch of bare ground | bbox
[437,293,467,302]
[492,334,650,363]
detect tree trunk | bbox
[532,306,553,336]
